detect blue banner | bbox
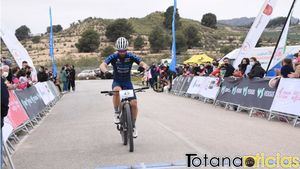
[49,7,57,78]
[169,0,177,72]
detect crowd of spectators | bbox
[0,57,76,93]
[59,64,76,93]
[141,50,300,90]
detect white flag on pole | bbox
[269,1,296,69]
[233,0,278,68]
[0,28,38,81]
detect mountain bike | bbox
[153,75,169,93]
[100,87,149,152]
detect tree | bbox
[134,35,144,50]
[15,25,31,41]
[31,36,41,43]
[149,27,165,53]
[220,46,235,55]
[175,31,188,54]
[184,25,200,49]
[201,13,217,29]
[164,6,181,30]
[47,25,63,33]
[101,46,115,58]
[105,19,134,42]
[75,29,100,53]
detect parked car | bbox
[77,70,96,80]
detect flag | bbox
[233,0,278,68]
[267,0,297,71]
[49,7,57,78]
[169,0,177,72]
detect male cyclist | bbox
[100,37,148,138]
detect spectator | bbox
[37,66,49,82]
[1,65,10,128]
[294,50,300,63]
[69,65,76,91]
[222,57,235,77]
[247,57,265,79]
[53,74,62,92]
[192,63,200,76]
[22,61,29,69]
[65,64,71,91]
[210,66,221,77]
[204,62,213,76]
[16,69,29,90]
[60,66,68,93]
[288,63,300,78]
[24,66,33,87]
[238,58,250,74]
[280,58,294,78]
[212,60,219,71]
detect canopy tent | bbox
[183,54,213,65]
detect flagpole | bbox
[265,0,297,74]
[49,7,57,78]
[169,0,177,73]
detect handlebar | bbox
[100,87,149,95]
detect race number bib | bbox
[119,90,134,100]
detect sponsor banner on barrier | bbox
[200,77,220,99]
[187,77,206,94]
[2,117,13,142]
[15,87,46,120]
[47,81,60,97]
[7,91,29,129]
[35,82,55,105]
[172,76,185,92]
[216,78,276,110]
[271,78,300,116]
[181,76,194,93]
[187,76,220,99]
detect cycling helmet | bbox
[115,37,129,50]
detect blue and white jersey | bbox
[104,52,142,82]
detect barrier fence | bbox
[170,76,300,127]
[1,81,61,168]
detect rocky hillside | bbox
[2,12,300,67]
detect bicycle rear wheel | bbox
[124,103,134,152]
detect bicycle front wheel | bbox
[120,112,128,146]
[153,82,163,92]
[124,103,134,152]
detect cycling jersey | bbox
[105,52,142,82]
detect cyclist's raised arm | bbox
[100,62,109,73]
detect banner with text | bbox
[7,91,29,129]
[15,87,46,119]
[216,78,276,110]
[270,78,300,116]
[35,82,55,105]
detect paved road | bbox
[9,80,300,169]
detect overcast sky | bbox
[1,0,300,34]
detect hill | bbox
[1,12,300,67]
[218,16,300,27]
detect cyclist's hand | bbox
[104,71,113,79]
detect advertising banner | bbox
[270,78,300,116]
[35,82,55,105]
[15,87,46,119]
[216,78,276,110]
[7,91,29,129]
